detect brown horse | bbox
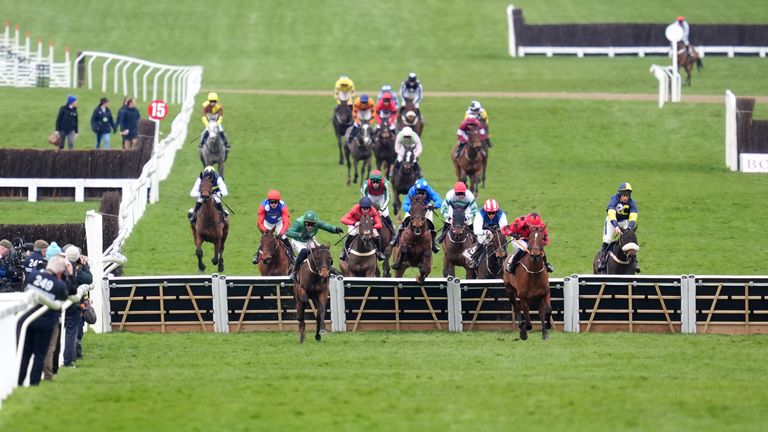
[374,123,396,180]
[377,211,394,278]
[593,226,640,275]
[397,99,424,136]
[257,229,291,276]
[451,126,485,194]
[475,227,507,280]
[191,176,228,273]
[331,103,354,165]
[293,243,332,343]
[677,42,703,86]
[340,215,378,277]
[391,149,420,215]
[502,226,551,340]
[392,198,432,282]
[344,123,373,187]
[441,206,476,278]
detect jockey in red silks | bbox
[454,116,488,159]
[339,197,385,262]
[375,91,398,133]
[501,212,554,273]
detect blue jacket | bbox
[403,185,442,213]
[24,269,70,327]
[606,194,639,227]
[117,106,141,139]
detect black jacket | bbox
[65,263,93,320]
[117,106,140,139]
[56,105,78,134]
[91,106,116,134]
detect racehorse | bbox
[374,122,396,180]
[256,228,291,276]
[200,121,227,177]
[502,226,551,341]
[331,103,354,165]
[441,205,476,278]
[677,41,703,86]
[397,99,423,136]
[377,210,394,278]
[392,198,432,282]
[475,227,507,280]
[451,125,485,194]
[293,242,332,343]
[344,122,373,187]
[191,176,228,273]
[340,214,378,277]
[476,116,491,189]
[391,149,420,215]
[593,226,640,275]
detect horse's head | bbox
[402,150,415,173]
[450,205,468,236]
[360,124,373,146]
[409,198,427,235]
[308,244,332,280]
[489,227,508,259]
[259,229,279,264]
[335,103,352,125]
[359,214,375,241]
[402,110,418,126]
[199,176,213,201]
[618,226,640,260]
[528,226,546,262]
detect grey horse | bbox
[200,122,227,176]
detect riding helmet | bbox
[407,72,417,82]
[483,199,499,213]
[303,211,318,223]
[359,197,373,209]
[677,16,685,21]
[360,94,369,104]
[618,182,633,194]
[267,190,281,200]
[200,166,216,179]
[454,182,467,193]
[401,126,413,137]
[369,170,383,181]
[207,92,218,102]
[525,213,543,228]
[415,179,429,191]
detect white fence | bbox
[0,23,70,87]
[724,90,768,173]
[649,64,681,108]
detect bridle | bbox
[519,230,546,275]
[260,231,280,263]
[305,245,329,276]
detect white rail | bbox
[650,64,681,108]
[0,23,70,87]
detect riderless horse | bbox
[392,198,433,282]
[374,121,396,180]
[441,205,476,278]
[332,103,354,165]
[344,121,373,187]
[340,214,379,277]
[502,226,551,340]
[391,149,420,216]
[451,125,485,194]
[191,176,228,273]
[293,242,332,343]
[677,41,703,86]
[397,99,424,136]
[474,227,507,280]
[256,228,291,276]
[200,121,227,177]
[593,226,640,275]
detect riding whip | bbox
[334,229,352,245]
[221,199,237,215]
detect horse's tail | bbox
[696,57,703,72]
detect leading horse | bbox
[392,198,433,282]
[293,242,332,343]
[200,122,227,177]
[502,226,551,340]
[191,176,228,273]
[331,103,354,165]
[441,206,476,278]
[593,226,640,275]
[677,42,703,86]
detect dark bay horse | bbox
[392,199,432,282]
[451,126,485,194]
[191,176,228,273]
[293,243,332,343]
[374,123,396,180]
[475,227,507,280]
[442,206,476,278]
[391,149,420,215]
[503,226,551,340]
[332,103,353,165]
[340,214,378,277]
[397,99,423,136]
[200,122,227,177]
[377,210,394,278]
[677,42,703,86]
[344,123,373,187]
[593,226,640,275]
[257,229,291,276]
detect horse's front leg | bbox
[539,298,552,340]
[316,290,328,341]
[296,290,306,343]
[353,158,360,186]
[337,134,344,165]
[195,239,205,273]
[345,145,352,186]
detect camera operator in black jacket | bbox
[62,245,92,367]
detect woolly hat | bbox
[66,95,77,105]
[34,239,49,252]
[45,242,62,260]
[64,244,81,263]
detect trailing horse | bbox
[593,226,640,275]
[677,41,703,86]
[331,103,353,165]
[191,176,228,273]
[344,123,373,187]
[474,227,507,280]
[392,198,432,282]
[293,242,332,343]
[502,226,551,341]
[256,229,291,276]
[374,123,396,180]
[397,99,423,136]
[340,214,378,277]
[200,122,227,177]
[451,126,485,194]
[391,149,420,215]
[441,206,476,278]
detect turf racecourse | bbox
[1,332,766,431]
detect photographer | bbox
[62,245,92,367]
[1,238,32,292]
[0,239,12,277]
[17,255,73,386]
[23,240,49,281]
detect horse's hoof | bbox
[211,257,218,265]
[319,329,327,336]
[542,332,550,341]
[218,263,224,273]
[520,331,528,341]
[198,265,206,272]
[315,334,321,341]
[526,323,533,331]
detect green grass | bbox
[0,201,98,224]
[1,332,766,431]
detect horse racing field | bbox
[1,0,767,430]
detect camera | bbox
[0,237,33,293]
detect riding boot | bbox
[390,224,404,246]
[189,201,202,224]
[220,130,231,150]
[597,242,610,272]
[544,255,554,273]
[634,259,641,273]
[375,237,385,261]
[281,237,295,264]
[252,245,262,264]
[340,236,352,261]
[436,225,448,244]
[467,244,483,269]
[454,142,465,159]
[199,131,208,148]
[431,229,440,254]
[506,249,524,273]
[392,160,401,177]
[215,201,227,223]
[290,249,308,282]
[347,125,359,145]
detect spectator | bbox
[23,239,48,283]
[91,97,116,149]
[18,256,73,386]
[118,98,141,150]
[62,245,92,368]
[0,239,13,281]
[42,242,64,380]
[55,95,78,150]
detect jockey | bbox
[392,126,423,178]
[253,189,294,265]
[361,170,395,233]
[334,75,355,106]
[465,100,489,125]
[200,92,230,152]
[677,16,691,55]
[375,91,398,132]
[391,178,442,254]
[188,166,229,224]
[502,212,554,273]
[454,116,488,159]
[466,198,509,269]
[349,94,376,144]
[399,72,423,113]
[436,182,478,244]
[597,182,640,273]
[339,197,385,262]
[286,210,343,282]
[377,85,399,110]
